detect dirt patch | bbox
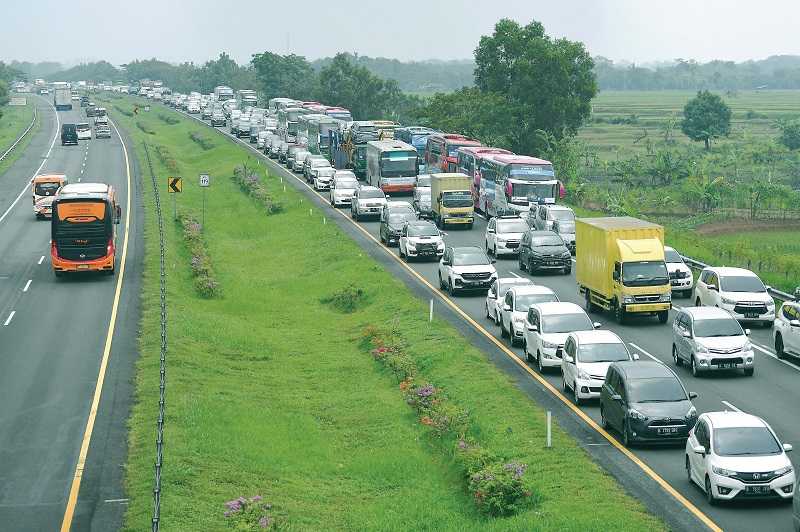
[695,219,800,236]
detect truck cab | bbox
[430,173,475,229]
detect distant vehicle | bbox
[79,96,89,107]
[774,300,800,360]
[214,85,235,102]
[672,306,755,377]
[424,133,481,173]
[395,126,440,168]
[380,200,415,223]
[366,140,419,194]
[600,360,698,447]
[665,246,693,297]
[51,183,121,276]
[380,210,418,247]
[562,330,637,405]
[499,285,560,346]
[518,230,572,275]
[61,124,78,146]
[201,106,214,120]
[414,188,433,219]
[398,220,444,262]
[484,215,528,257]
[686,411,794,505]
[485,277,534,325]
[478,154,560,217]
[291,150,311,173]
[437,245,497,296]
[530,204,576,253]
[31,174,67,219]
[54,87,72,111]
[457,146,513,209]
[312,167,336,191]
[303,155,331,183]
[94,107,107,117]
[694,267,775,327]
[95,124,112,139]
[329,173,359,207]
[522,302,598,372]
[350,186,387,221]
[76,122,92,141]
[94,115,108,126]
[39,87,50,95]
[210,112,226,127]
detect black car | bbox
[380,211,417,247]
[600,361,698,447]
[79,96,89,107]
[518,230,572,274]
[61,124,78,146]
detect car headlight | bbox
[562,251,571,258]
[437,242,445,250]
[660,293,672,302]
[406,242,416,250]
[541,340,559,349]
[721,297,736,305]
[622,296,635,304]
[686,406,697,420]
[767,300,775,308]
[577,368,590,380]
[628,409,647,421]
[495,236,506,243]
[774,465,793,477]
[743,340,753,352]
[696,344,709,354]
[712,466,736,478]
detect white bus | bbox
[478,154,559,217]
[366,140,418,195]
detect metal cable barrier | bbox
[143,142,167,532]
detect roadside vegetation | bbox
[0,102,38,175]
[105,99,664,531]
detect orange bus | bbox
[424,134,481,173]
[31,173,67,219]
[51,183,121,276]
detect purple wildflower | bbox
[223,511,231,518]
[503,461,527,479]
[259,515,272,529]
[224,499,242,511]
[250,495,263,502]
[416,384,436,398]
[457,439,469,450]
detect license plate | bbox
[745,485,771,494]
[671,280,680,286]
[745,313,758,319]
[657,427,678,435]
[717,363,735,369]
[77,264,89,269]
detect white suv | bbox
[398,220,444,262]
[485,215,528,257]
[672,306,754,377]
[485,278,533,325]
[774,301,800,360]
[686,411,794,505]
[329,173,359,207]
[561,330,637,405]
[438,246,497,296]
[350,186,387,221]
[499,285,559,346]
[694,267,775,327]
[665,246,694,298]
[522,302,599,373]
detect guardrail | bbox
[682,255,796,303]
[0,104,38,164]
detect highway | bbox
[0,95,142,531]
[177,105,799,532]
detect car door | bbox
[399,225,408,254]
[519,231,530,266]
[563,336,577,387]
[502,291,514,331]
[676,313,691,360]
[604,369,623,429]
[785,304,800,354]
[706,272,721,306]
[439,248,451,282]
[696,270,709,304]
[487,281,499,320]
[687,419,707,482]
[486,218,496,250]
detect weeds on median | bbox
[232,163,284,215]
[178,213,221,298]
[189,131,216,150]
[320,284,367,313]
[157,113,180,125]
[114,105,134,117]
[136,121,156,135]
[153,144,180,174]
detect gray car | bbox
[672,306,754,377]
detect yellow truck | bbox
[430,173,474,229]
[576,216,671,324]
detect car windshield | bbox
[664,249,683,263]
[442,191,473,208]
[720,275,765,293]
[76,123,90,131]
[360,189,384,199]
[35,182,61,196]
[713,427,782,456]
[416,176,431,187]
[628,378,687,403]
[515,293,557,311]
[337,179,358,190]
[388,213,415,224]
[541,313,593,333]
[311,160,330,167]
[497,220,529,233]
[550,209,574,221]
[408,224,439,237]
[622,261,669,287]
[693,318,744,337]
[531,235,564,247]
[577,342,630,363]
[452,251,490,266]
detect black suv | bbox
[380,210,417,247]
[600,361,698,447]
[61,124,78,146]
[518,230,571,275]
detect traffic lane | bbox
[0,114,132,530]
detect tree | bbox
[681,90,731,150]
[0,80,8,118]
[778,120,800,151]
[251,52,315,101]
[474,18,597,153]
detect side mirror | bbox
[503,304,511,311]
[527,324,538,332]
[593,322,602,329]
[745,328,752,336]
[783,443,793,452]
[693,445,706,455]
[610,393,622,402]
[689,392,698,399]
[707,284,717,292]
[632,353,640,361]
[790,320,800,328]
[612,271,620,282]
[491,259,497,264]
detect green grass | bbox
[106,98,664,531]
[0,103,37,175]
[579,89,800,161]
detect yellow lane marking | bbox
[60,118,133,531]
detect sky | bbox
[3,0,800,67]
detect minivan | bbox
[61,124,78,146]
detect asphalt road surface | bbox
[178,105,799,532]
[0,95,142,531]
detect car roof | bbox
[683,306,736,320]
[705,266,757,277]
[452,246,483,254]
[572,329,623,344]
[531,301,584,314]
[613,360,673,379]
[359,186,382,192]
[704,411,766,429]
[497,277,533,288]
[406,220,436,228]
[528,230,559,238]
[60,183,111,194]
[509,285,555,296]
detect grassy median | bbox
[0,102,37,175]
[107,99,664,531]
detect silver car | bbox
[672,306,754,377]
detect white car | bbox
[665,246,694,297]
[522,302,599,372]
[485,215,528,257]
[694,267,775,327]
[329,173,359,207]
[438,246,497,296]
[76,123,92,140]
[351,186,387,221]
[313,167,336,191]
[672,306,754,377]
[499,285,559,346]
[686,411,794,505]
[291,151,311,173]
[774,300,800,360]
[561,330,637,404]
[485,278,534,325]
[398,220,444,262]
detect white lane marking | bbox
[628,342,661,362]
[38,255,45,265]
[721,400,741,412]
[753,344,775,356]
[0,100,60,225]
[752,343,800,373]
[23,279,31,292]
[509,271,522,278]
[4,311,15,326]
[474,212,485,220]
[103,498,129,504]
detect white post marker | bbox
[199,173,210,230]
[429,299,434,322]
[546,411,552,448]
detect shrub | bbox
[320,284,366,313]
[157,113,180,125]
[232,164,284,215]
[154,145,179,174]
[179,214,221,298]
[113,105,133,117]
[223,495,279,529]
[136,121,156,135]
[189,131,216,150]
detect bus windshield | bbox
[380,151,417,177]
[35,182,61,197]
[511,182,558,202]
[509,164,554,177]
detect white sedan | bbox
[523,302,599,373]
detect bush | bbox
[136,121,156,135]
[189,131,216,150]
[157,113,180,125]
[113,105,133,117]
[222,495,279,529]
[320,284,366,313]
[232,164,284,215]
[179,214,221,298]
[154,145,179,174]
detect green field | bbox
[106,99,664,531]
[579,89,800,161]
[0,103,37,174]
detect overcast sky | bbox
[3,0,800,66]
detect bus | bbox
[394,127,440,170]
[278,107,311,142]
[325,107,352,122]
[372,120,401,140]
[424,134,482,173]
[366,140,418,194]
[456,146,514,210]
[214,85,234,102]
[308,117,340,156]
[478,154,559,217]
[296,114,327,146]
[51,183,121,276]
[268,97,296,112]
[32,173,68,219]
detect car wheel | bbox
[519,256,527,271]
[438,273,445,290]
[672,344,682,366]
[615,302,626,324]
[691,356,701,377]
[448,280,456,296]
[500,319,508,338]
[685,456,692,484]
[537,351,544,373]
[510,326,519,346]
[528,259,535,273]
[695,297,702,307]
[494,309,501,326]
[658,310,669,324]
[573,382,581,405]
[563,267,571,275]
[744,367,754,377]
[584,291,595,313]
[775,334,785,359]
[486,303,492,320]
[492,244,497,257]
[485,240,491,255]
[524,343,533,363]
[622,420,632,447]
[705,476,717,506]
[600,406,608,429]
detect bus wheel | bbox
[106,267,115,276]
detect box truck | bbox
[430,173,474,229]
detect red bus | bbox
[424,134,481,173]
[456,146,514,210]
